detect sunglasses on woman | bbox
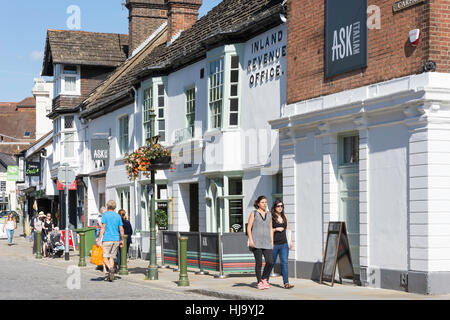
[276,204,284,208]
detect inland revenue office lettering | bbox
[248,29,286,87]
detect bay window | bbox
[209,58,224,130]
[186,87,196,138]
[143,87,153,141]
[118,115,129,156]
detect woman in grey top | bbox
[247,195,273,290]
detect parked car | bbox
[0,211,19,223]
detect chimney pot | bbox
[127,0,168,55]
[165,0,202,44]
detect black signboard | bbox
[26,162,40,176]
[325,0,368,78]
[320,221,355,286]
[91,139,109,161]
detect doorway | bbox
[189,183,199,232]
[338,134,360,275]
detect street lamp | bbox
[146,107,158,280]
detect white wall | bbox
[368,125,408,270]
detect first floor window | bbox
[157,84,166,142]
[143,87,153,141]
[119,115,129,156]
[186,87,196,138]
[209,58,224,129]
[64,132,75,158]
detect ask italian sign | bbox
[91,139,109,161]
[325,0,368,78]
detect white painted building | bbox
[32,78,54,140]
[271,72,450,294]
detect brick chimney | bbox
[126,0,168,55]
[165,0,202,43]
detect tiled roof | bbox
[17,97,36,108]
[0,97,36,155]
[80,0,284,119]
[42,30,129,76]
[0,153,16,172]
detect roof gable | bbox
[42,30,129,76]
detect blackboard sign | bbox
[320,221,355,286]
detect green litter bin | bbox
[75,227,97,256]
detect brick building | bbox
[270,0,450,294]
[0,97,36,155]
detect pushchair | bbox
[46,229,65,258]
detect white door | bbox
[338,135,360,275]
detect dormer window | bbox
[24,131,31,138]
[63,65,77,93]
[54,64,80,96]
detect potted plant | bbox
[125,143,172,180]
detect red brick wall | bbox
[287,0,433,104]
[166,0,202,42]
[127,0,167,54]
[428,0,450,72]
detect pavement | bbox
[4,226,450,300]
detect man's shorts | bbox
[103,241,120,258]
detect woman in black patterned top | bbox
[268,200,294,289]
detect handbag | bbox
[90,244,104,266]
[286,229,292,248]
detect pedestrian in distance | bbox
[116,209,133,271]
[96,206,107,273]
[29,213,37,242]
[32,212,45,255]
[247,195,274,290]
[267,200,294,289]
[3,213,17,246]
[96,206,107,238]
[96,200,124,282]
[42,213,54,258]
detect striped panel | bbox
[200,252,219,271]
[163,249,177,266]
[223,254,265,273]
[186,251,201,269]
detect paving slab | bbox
[4,227,450,300]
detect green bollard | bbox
[77,231,86,267]
[119,235,129,275]
[36,231,42,259]
[178,236,190,287]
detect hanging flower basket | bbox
[125,143,172,180]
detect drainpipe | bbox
[131,86,139,232]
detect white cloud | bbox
[30,51,43,61]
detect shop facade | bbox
[272,0,450,294]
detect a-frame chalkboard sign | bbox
[319,221,355,286]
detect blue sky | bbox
[0,0,222,102]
